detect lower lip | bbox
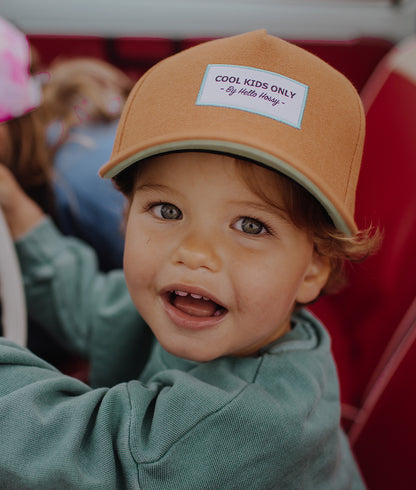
[161,296,227,330]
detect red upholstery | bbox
[29,35,392,91]
[29,35,107,66]
[350,299,416,490]
[311,36,416,488]
[28,35,177,81]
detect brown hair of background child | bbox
[1,45,53,213]
[41,57,134,149]
[2,53,134,215]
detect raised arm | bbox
[0,164,146,386]
[0,164,44,239]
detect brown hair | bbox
[113,152,382,296]
[2,43,55,214]
[234,159,382,296]
[3,55,134,216]
[41,57,134,148]
[5,110,55,215]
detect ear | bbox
[296,252,331,304]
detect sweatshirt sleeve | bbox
[0,338,138,489]
[0,340,274,490]
[0,338,364,489]
[14,218,149,387]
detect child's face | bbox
[123,152,329,361]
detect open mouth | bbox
[166,290,227,318]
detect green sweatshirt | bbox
[0,218,365,489]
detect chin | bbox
[162,340,221,363]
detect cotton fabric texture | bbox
[100,30,365,234]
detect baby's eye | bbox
[234,217,267,235]
[152,203,182,220]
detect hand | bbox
[0,164,45,239]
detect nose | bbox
[171,230,222,272]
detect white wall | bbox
[1,0,415,41]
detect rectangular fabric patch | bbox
[196,64,308,129]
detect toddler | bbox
[0,30,378,488]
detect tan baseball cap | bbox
[100,30,365,234]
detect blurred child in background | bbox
[0,16,132,365]
[42,57,134,270]
[0,17,52,216]
[0,16,133,271]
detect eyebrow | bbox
[230,200,290,222]
[135,183,176,194]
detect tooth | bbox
[190,294,202,299]
[175,290,188,297]
[202,296,210,301]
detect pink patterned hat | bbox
[0,17,42,123]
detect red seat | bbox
[311,36,416,489]
[350,298,416,490]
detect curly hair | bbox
[234,158,382,296]
[41,57,134,148]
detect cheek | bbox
[123,223,155,293]
[231,253,308,315]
